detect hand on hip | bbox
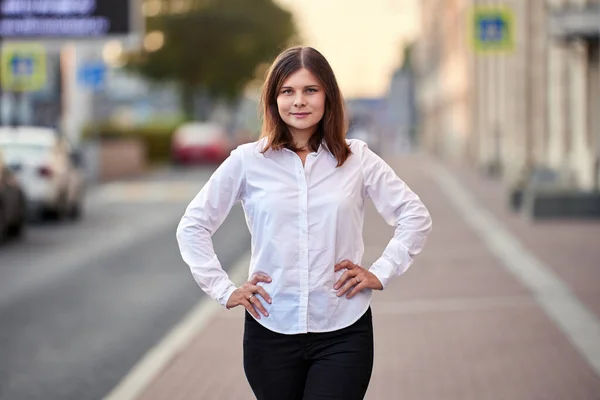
[333,260,383,299]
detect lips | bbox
[292,113,310,119]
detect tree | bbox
[127,0,299,118]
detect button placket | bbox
[294,153,309,330]
[295,157,310,330]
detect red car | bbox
[171,122,233,165]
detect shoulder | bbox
[235,138,263,153]
[223,138,265,164]
[233,137,269,159]
[345,138,370,158]
[345,138,390,172]
[346,138,368,149]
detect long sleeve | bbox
[360,143,432,288]
[176,148,245,306]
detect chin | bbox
[287,120,319,132]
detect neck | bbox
[290,129,315,150]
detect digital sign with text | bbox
[0,0,132,39]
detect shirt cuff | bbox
[369,253,414,289]
[368,258,396,289]
[216,281,238,307]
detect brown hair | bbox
[259,46,351,167]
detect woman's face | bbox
[276,68,326,138]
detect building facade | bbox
[414,0,600,191]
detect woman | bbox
[176,46,432,400]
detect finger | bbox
[247,284,269,301]
[249,274,272,285]
[337,276,359,297]
[254,286,272,304]
[249,296,269,317]
[334,260,355,272]
[243,300,261,319]
[346,280,368,299]
[334,270,356,290]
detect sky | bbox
[275,0,421,99]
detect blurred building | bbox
[382,52,419,154]
[414,0,600,191]
[346,98,387,154]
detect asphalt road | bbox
[0,166,251,400]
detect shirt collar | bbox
[318,140,335,158]
[254,137,335,158]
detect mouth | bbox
[291,113,310,118]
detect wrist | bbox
[373,277,383,290]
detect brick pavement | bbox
[134,154,600,400]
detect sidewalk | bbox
[128,154,600,400]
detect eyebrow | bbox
[281,85,320,89]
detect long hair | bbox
[259,47,351,167]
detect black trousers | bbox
[243,307,374,400]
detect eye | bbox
[306,88,318,93]
[281,89,292,95]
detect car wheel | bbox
[7,195,26,238]
[27,207,45,223]
[7,220,25,238]
[0,205,6,244]
[68,201,83,221]
[47,193,69,221]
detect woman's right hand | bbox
[226,273,273,319]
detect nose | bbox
[293,93,306,107]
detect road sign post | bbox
[1,43,46,92]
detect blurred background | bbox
[0,0,599,399]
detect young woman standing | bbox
[177,46,432,399]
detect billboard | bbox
[0,0,138,39]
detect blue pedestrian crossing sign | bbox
[1,44,47,91]
[470,5,515,53]
[78,62,107,91]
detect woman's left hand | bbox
[333,260,383,299]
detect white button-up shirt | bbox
[177,138,432,334]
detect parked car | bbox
[171,122,233,165]
[0,148,27,241]
[0,127,85,221]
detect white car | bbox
[0,127,85,221]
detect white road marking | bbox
[103,251,251,400]
[430,161,600,377]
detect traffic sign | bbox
[470,5,515,53]
[1,44,47,91]
[78,62,107,91]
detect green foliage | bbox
[127,0,298,104]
